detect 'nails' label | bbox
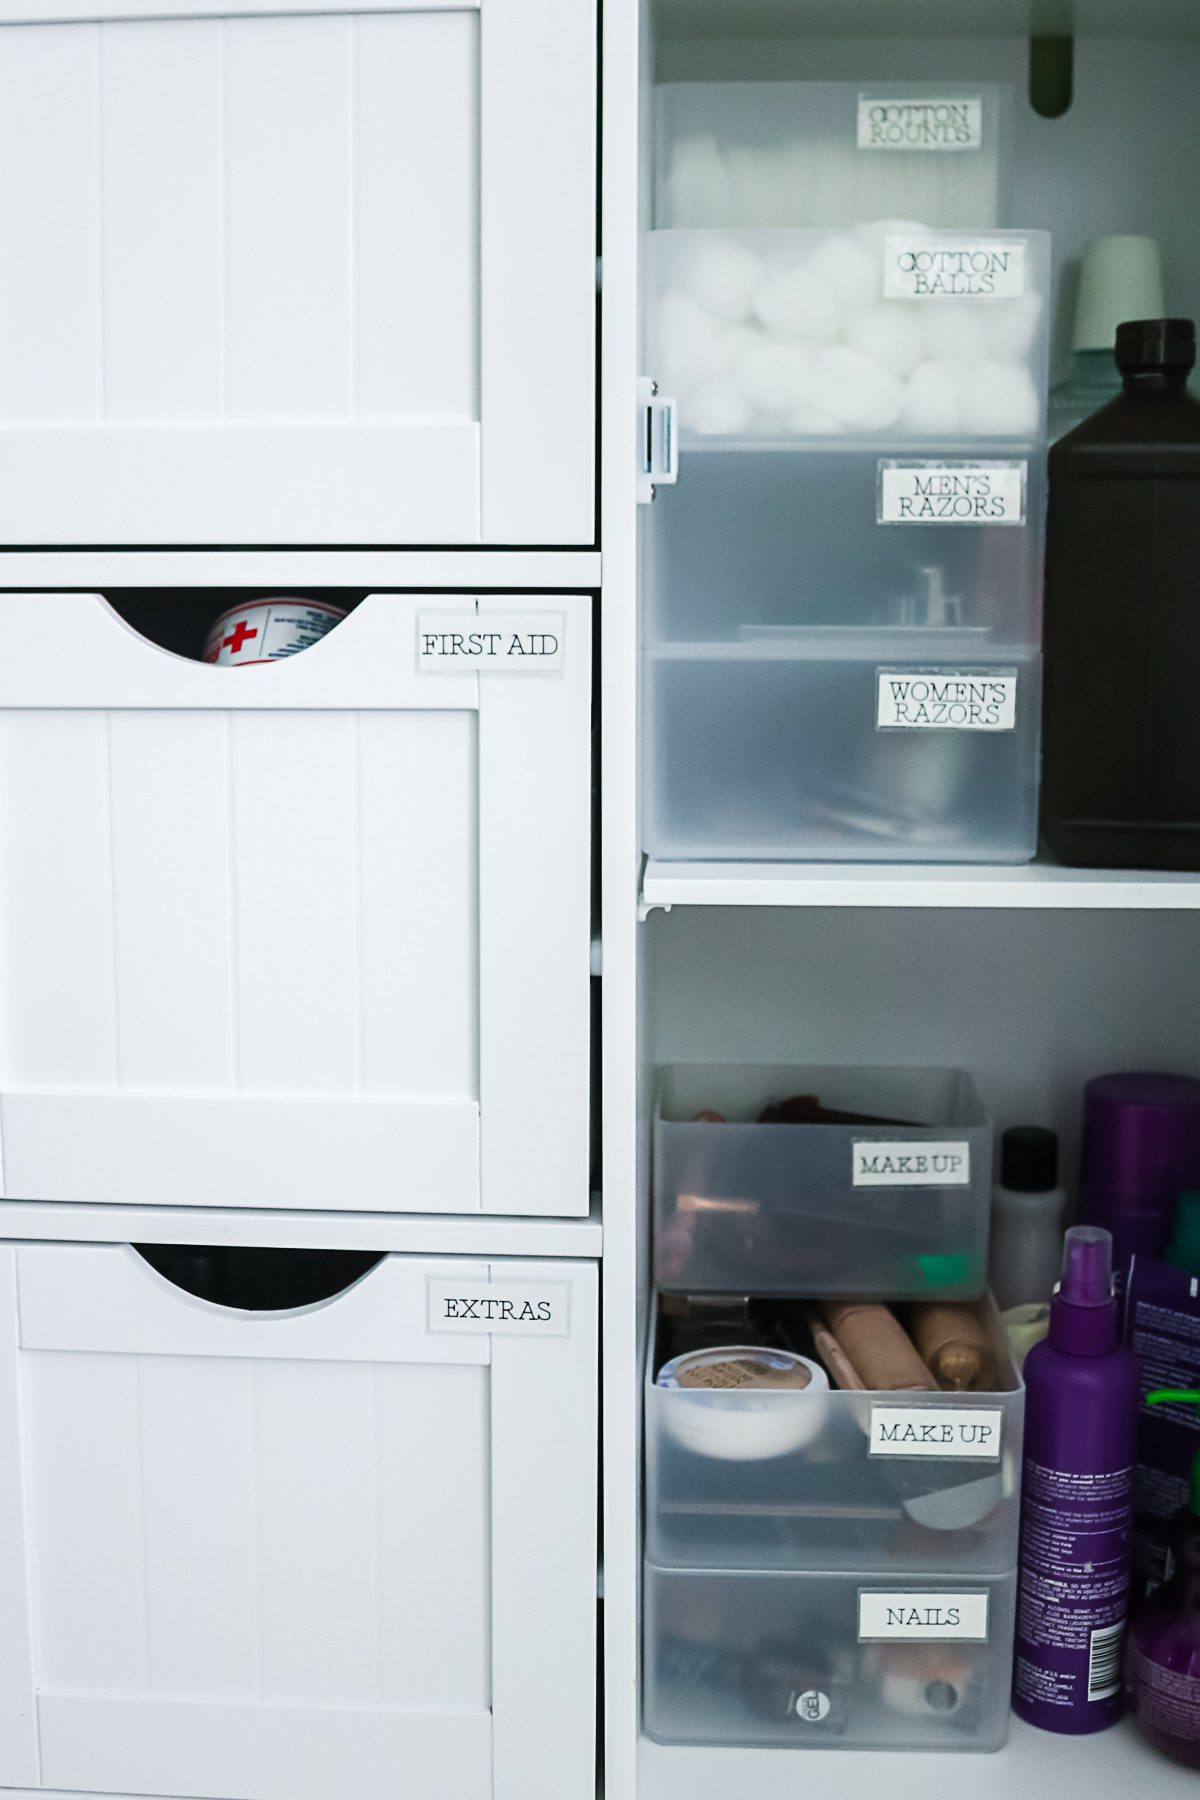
[876,671,1017,731]
[857,96,983,151]
[869,1407,1003,1460]
[418,610,566,674]
[877,461,1026,525]
[427,1280,571,1336]
[883,236,1025,299]
[852,1140,970,1187]
[858,1591,990,1642]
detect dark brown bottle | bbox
[1041,319,1200,868]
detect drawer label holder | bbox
[858,1590,990,1642]
[876,671,1017,731]
[877,460,1027,525]
[427,1279,571,1337]
[869,1406,1003,1460]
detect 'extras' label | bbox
[427,1280,570,1336]
[878,462,1026,525]
[858,1591,990,1642]
[852,1141,970,1187]
[869,1407,1003,1460]
[876,671,1017,731]
[857,96,983,151]
[883,236,1025,300]
[418,610,566,674]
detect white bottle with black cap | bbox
[989,1126,1068,1311]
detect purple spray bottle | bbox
[1012,1225,1141,1733]
[1125,1387,1200,1767]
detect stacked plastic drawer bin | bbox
[642,224,1051,863]
[643,1065,1023,1751]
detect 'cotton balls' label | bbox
[877,462,1027,525]
[876,671,1018,731]
[884,238,1025,300]
[857,97,983,151]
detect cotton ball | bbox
[664,135,731,229]
[683,238,763,323]
[808,234,881,312]
[656,291,720,392]
[810,345,904,431]
[845,304,925,379]
[958,361,1040,436]
[901,361,961,434]
[984,290,1043,364]
[734,339,813,412]
[753,266,841,341]
[686,376,754,436]
[920,301,987,369]
[786,405,844,436]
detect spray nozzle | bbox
[1057,1224,1115,1308]
[1147,1389,1200,1517]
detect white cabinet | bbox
[0,592,591,1215]
[0,1242,598,1800]
[0,0,595,546]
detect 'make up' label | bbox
[857,96,983,151]
[883,236,1025,300]
[877,671,1017,731]
[852,1140,970,1187]
[427,1280,571,1336]
[869,1407,1003,1460]
[418,610,566,674]
[858,1591,990,1643]
[878,462,1026,526]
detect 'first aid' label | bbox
[418,610,565,674]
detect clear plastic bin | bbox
[646,227,1050,446]
[643,1563,1016,1750]
[645,446,1045,646]
[644,645,1041,863]
[654,1065,992,1298]
[655,82,1014,232]
[645,1301,1023,1575]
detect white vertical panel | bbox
[478,598,592,1214]
[253,1360,378,1704]
[108,711,234,1092]
[480,0,596,541]
[99,19,223,422]
[358,710,478,1100]
[21,1349,148,1693]
[491,1261,597,1800]
[0,712,117,1092]
[0,23,102,424]
[375,1361,490,1709]
[0,1249,37,1787]
[223,15,353,419]
[354,11,478,420]
[230,712,360,1094]
[137,1355,259,1698]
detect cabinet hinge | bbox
[637,377,677,503]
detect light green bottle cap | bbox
[1166,1193,1200,1277]
[1148,1388,1200,1514]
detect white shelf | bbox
[638,1714,1191,1799]
[642,857,1200,912]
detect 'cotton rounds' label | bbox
[857,96,983,150]
[858,1592,990,1642]
[876,672,1017,731]
[884,237,1025,300]
[877,462,1027,525]
[852,1141,971,1187]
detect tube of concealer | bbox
[905,1302,999,1393]
[821,1301,938,1393]
[805,1306,866,1390]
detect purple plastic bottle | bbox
[1080,1073,1200,1273]
[1012,1226,1141,1733]
[1125,1388,1200,1767]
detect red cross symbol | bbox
[222,620,258,654]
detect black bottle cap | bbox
[1000,1125,1059,1192]
[1115,318,1196,372]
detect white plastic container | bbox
[646,227,1051,445]
[655,82,1014,231]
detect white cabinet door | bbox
[0,0,595,546]
[0,593,591,1215]
[0,1244,598,1800]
